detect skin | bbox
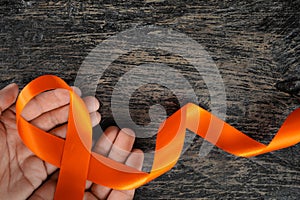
[0,83,144,200]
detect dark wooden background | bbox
[1,0,299,199]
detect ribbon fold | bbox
[16,75,300,200]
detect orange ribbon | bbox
[16,75,300,199]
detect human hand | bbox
[83,126,144,200]
[0,83,143,200]
[32,127,144,200]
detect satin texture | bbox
[16,75,300,200]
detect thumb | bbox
[0,83,19,113]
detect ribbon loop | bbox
[16,75,300,200]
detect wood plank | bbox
[0,0,299,199]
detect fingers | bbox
[83,96,100,114]
[93,126,119,156]
[107,190,134,200]
[26,95,100,132]
[107,149,144,200]
[83,192,99,200]
[71,86,82,97]
[91,127,143,200]
[28,172,58,200]
[30,93,100,175]
[90,112,101,127]
[22,88,71,121]
[21,87,82,121]
[85,126,120,193]
[31,126,143,200]
[49,112,101,138]
[43,109,100,175]
[30,104,69,131]
[125,149,144,170]
[0,83,19,114]
[107,128,135,163]
[22,87,100,177]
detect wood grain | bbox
[0,0,299,199]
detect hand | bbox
[0,83,143,200]
[33,128,144,200]
[84,127,144,200]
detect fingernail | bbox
[121,128,135,137]
[71,86,82,96]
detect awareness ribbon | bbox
[16,75,300,200]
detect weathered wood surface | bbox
[1,0,299,199]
